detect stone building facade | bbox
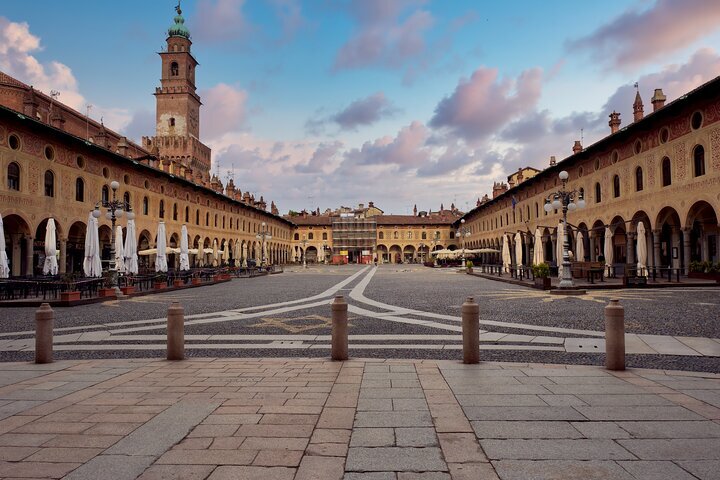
[0,6,293,276]
[457,80,720,275]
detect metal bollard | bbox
[604,299,625,370]
[331,295,348,361]
[35,303,54,364]
[166,302,185,361]
[462,297,480,364]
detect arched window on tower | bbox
[170,62,179,76]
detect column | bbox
[524,236,532,266]
[589,233,597,261]
[11,234,22,277]
[671,228,681,270]
[626,232,635,267]
[682,228,691,275]
[24,235,34,276]
[59,238,67,275]
[550,235,557,263]
[652,229,662,270]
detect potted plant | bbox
[98,272,117,298]
[60,275,81,302]
[688,261,720,281]
[153,273,168,290]
[532,263,551,289]
[466,260,474,274]
[173,277,184,288]
[191,274,202,285]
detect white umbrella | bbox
[556,221,564,278]
[212,239,219,266]
[636,221,648,277]
[83,213,102,277]
[234,239,241,264]
[155,222,168,273]
[114,225,125,273]
[514,232,523,268]
[42,219,58,275]
[501,235,511,273]
[124,219,138,274]
[223,241,231,266]
[0,213,9,278]
[242,242,248,267]
[604,226,614,277]
[575,230,585,262]
[179,225,190,271]
[533,228,544,265]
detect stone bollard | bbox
[331,295,348,361]
[605,299,625,370]
[462,296,480,364]
[35,303,54,364]
[166,302,185,361]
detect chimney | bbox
[572,141,582,154]
[633,91,644,122]
[608,111,621,134]
[549,156,556,166]
[651,88,666,112]
[368,201,374,208]
[116,136,130,156]
[516,167,524,183]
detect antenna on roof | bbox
[580,128,584,144]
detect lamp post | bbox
[322,242,328,264]
[543,170,586,290]
[92,180,133,297]
[300,234,308,269]
[256,221,272,267]
[418,243,425,263]
[431,231,440,266]
[457,219,470,270]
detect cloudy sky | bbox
[2,1,720,214]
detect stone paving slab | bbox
[0,358,719,479]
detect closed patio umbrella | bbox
[223,241,230,266]
[124,219,138,274]
[179,225,190,271]
[115,225,125,273]
[636,221,648,277]
[42,218,58,275]
[533,228,544,265]
[501,235,511,273]
[155,222,168,273]
[556,221,564,278]
[514,232,523,268]
[212,239,219,267]
[83,213,102,277]
[242,242,248,267]
[234,239,241,265]
[0,213,9,278]
[604,226,614,277]
[575,231,585,262]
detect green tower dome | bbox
[168,2,190,39]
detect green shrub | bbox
[689,261,703,273]
[532,263,550,278]
[466,260,474,268]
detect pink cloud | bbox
[193,0,252,43]
[199,83,249,139]
[333,0,434,71]
[430,67,543,142]
[566,0,720,69]
[343,121,430,170]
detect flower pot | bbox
[60,291,80,302]
[191,278,202,285]
[153,282,167,290]
[99,288,116,298]
[173,279,184,287]
[534,277,551,290]
[213,275,221,282]
[466,267,473,274]
[120,286,135,295]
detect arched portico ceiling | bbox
[685,200,718,229]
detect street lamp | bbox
[543,170,586,290]
[418,243,425,263]
[322,242,328,264]
[300,234,308,269]
[255,221,272,267]
[431,231,440,266]
[457,218,470,270]
[92,180,133,297]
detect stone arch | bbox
[655,206,682,269]
[685,200,719,264]
[403,245,416,262]
[66,220,87,274]
[2,213,32,276]
[389,244,402,263]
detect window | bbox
[75,177,84,202]
[662,157,672,186]
[195,210,199,225]
[222,216,225,229]
[123,192,130,208]
[102,185,109,204]
[449,231,455,239]
[407,231,412,240]
[322,232,328,240]
[44,170,54,197]
[635,167,643,191]
[595,183,602,203]
[169,117,175,127]
[44,146,54,161]
[394,231,399,240]
[659,127,669,144]
[694,145,705,177]
[7,162,19,190]
[308,233,314,240]
[294,233,299,240]
[143,197,149,215]
[8,134,20,150]
[613,175,620,198]
[159,200,165,218]
[379,231,384,240]
[214,214,218,227]
[170,62,179,76]
[206,212,209,226]
[535,203,539,218]
[691,111,703,130]
[421,231,427,240]
[185,206,189,223]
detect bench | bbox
[571,261,604,279]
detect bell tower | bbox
[143,2,211,183]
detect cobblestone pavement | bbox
[0,265,718,371]
[0,358,718,480]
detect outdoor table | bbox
[587,268,604,284]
